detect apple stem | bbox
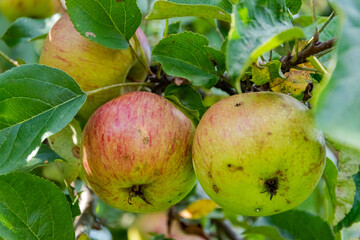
[0,50,20,67]
[86,82,154,96]
[129,37,153,75]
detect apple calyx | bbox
[128,185,152,206]
[263,177,279,200]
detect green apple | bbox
[81,91,196,213]
[192,92,326,216]
[0,0,62,22]
[39,13,150,125]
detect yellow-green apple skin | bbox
[0,0,61,21]
[192,92,326,216]
[81,91,196,213]
[39,13,149,124]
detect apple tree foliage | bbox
[0,0,359,239]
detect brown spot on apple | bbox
[227,164,243,172]
[143,137,149,145]
[213,184,219,193]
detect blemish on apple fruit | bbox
[286,199,291,204]
[213,184,219,193]
[267,132,272,135]
[234,102,242,107]
[274,209,280,213]
[143,137,149,145]
[304,136,309,142]
[208,172,212,179]
[227,164,243,172]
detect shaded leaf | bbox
[323,158,338,223]
[180,199,218,219]
[243,226,287,240]
[66,0,142,49]
[0,64,86,175]
[335,167,360,231]
[20,144,61,172]
[226,0,305,91]
[315,0,360,150]
[164,84,207,126]
[168,21,181,35]
[286,0,302,14]
[0,173,74,239]
[1,14,61,47]
[146,0,232,22]
[153,32,225,88]
[265,210,335,240]
[47,119,82,184]
[252,60,285,85]
[65,195,81,218]
[333,144,360,225]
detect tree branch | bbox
[281,38,336,73]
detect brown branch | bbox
[212,219,244,240]
[281,38,336,73]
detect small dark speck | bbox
[213,184,219,193]
[286,199,291,204]
[267,132,272,135]
[208,172,212,178]
[143,137,149,145]
[234,102,242,107]
[172,41,175,44]
[274,209,280,213]
[304,136,309,142]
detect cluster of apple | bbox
[4,2,326,217]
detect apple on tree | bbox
[81,91,196,213]
[0,0,63,21]
[39,13,151,125]
[192,92,326,216]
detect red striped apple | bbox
[39,13,150,124]
[192,92,326,216]
[81,91,196,213]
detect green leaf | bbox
[323,158,338,222]
[1,14,61,47]
[252,60,285,85]
[20,144,61,172]
[0,64,86,175]
[286,0,303,14]
[333,144,360,225]
[66,0,142,49]
[164,84,207,126]
[265,210,335,240]
[0,173,74,239]
[146,0,232,22]
[335,167,360,231]
[152,32,225,88]
[65,195,81,218]
[168,21,181,35]
[226,0,305,91]
[243,226,287,240]
[315,0,360,151]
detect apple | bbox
[81,91,196,213]
[128,212,206,240]
[39,13,150,125]
[192,92,326,216]
[0,0,63,22]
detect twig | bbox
[319,11,336,34]
[216,75,237,96]
[280,38,336,72]
[212,219,243,240]
[74,185,95,239]
[86,82,154,95]
[0,50,19,67]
